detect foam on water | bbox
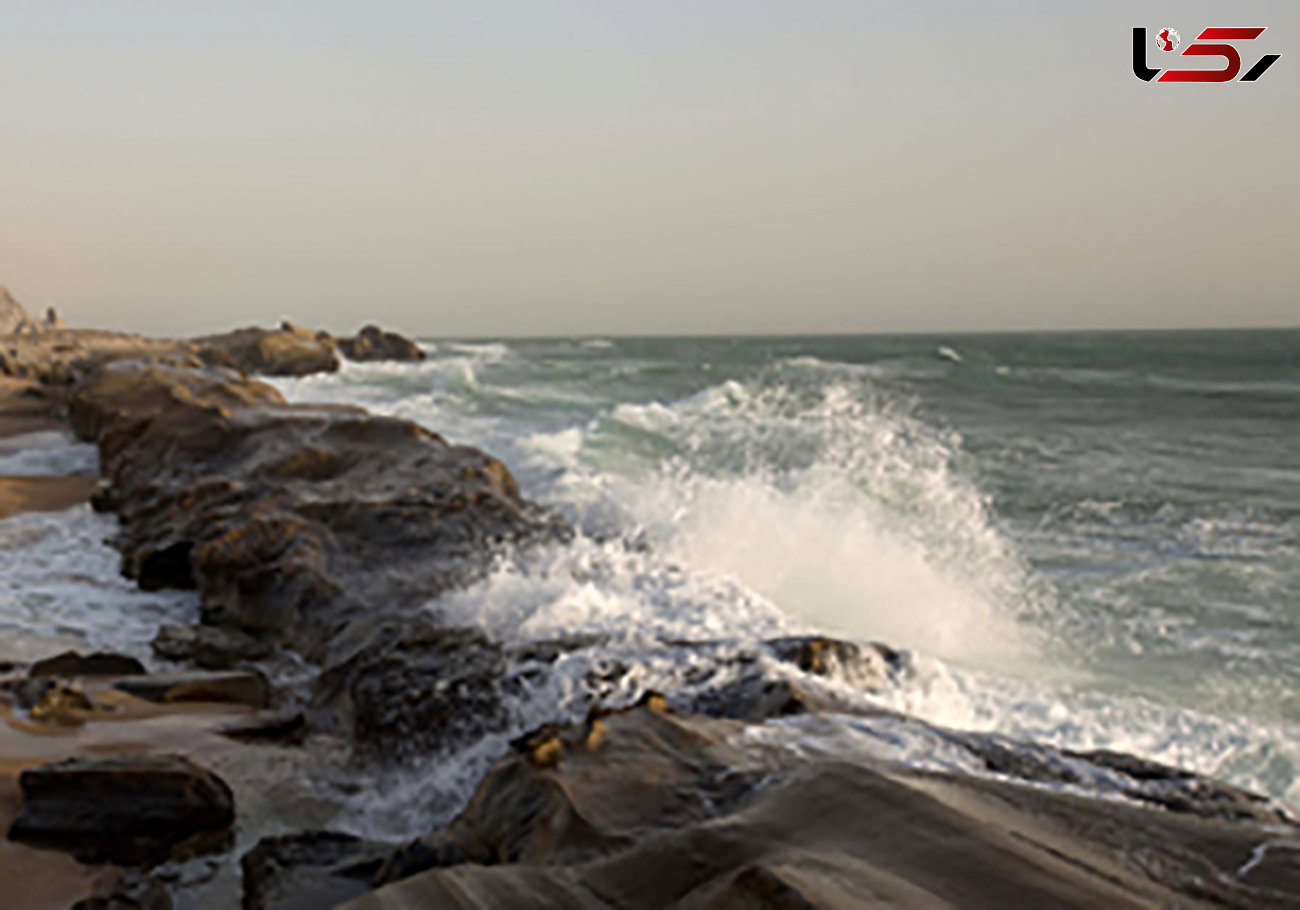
[268,347,1300,825]
[0,507,197,660]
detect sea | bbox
[2,329,1298,836]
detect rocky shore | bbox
[1,289,1298,908]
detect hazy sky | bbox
[2,1,1296,337]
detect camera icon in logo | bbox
[1156,28,1181,52]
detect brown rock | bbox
[114,669,271,708]
[30,650,146,678]
[196,326,340,377]
[8,754,235,865]
[337,325,425,363]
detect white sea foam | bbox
[271,345,1300,828]
[0,508,197,659]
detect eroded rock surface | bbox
[70,361,560,661]
[8,755,235,866]
[320,704,1300,910]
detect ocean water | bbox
[3,330,1298,835]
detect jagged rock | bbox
[337,325,425,363]
[0,286,37,335]
[42,306,65,330]
[242,832,392,910]
[151,624,272,669]
[114,670,271,708]
[314,618,512,759]
[29,650,146,678]
[72,871,173,910]
[196,326,340,377]
[71,360,560,658]
[7,754,234,865]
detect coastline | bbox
[0,321,1297,908]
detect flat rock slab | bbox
[8,754,234,866]
[114,670,271,709]
[30,650,146,678]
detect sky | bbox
[1,1,1296,337]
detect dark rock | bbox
[687,674,867,724]
[114,669,271,709]
[8,754,234,865]
[3,676,57,710]
[195,326,340,377]
[72,871,173,910]
[242,831,392,910]
[344,705,1300,910]
[72,360,560,658]
[337,326,425,363]
[765,635,900,690]
[314,618,511,759]
[219,710,307,745]
[29,680,97,724]
[151,624,272,670]
[30,650,146,678]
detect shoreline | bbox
[1,322,1298,908]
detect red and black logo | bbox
[1133,27,1280,82]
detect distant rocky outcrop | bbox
[0,286,61,336]
[196,323,341,377]
[338,325,425,363]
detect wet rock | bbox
[765,635,901,690]
[242,831,392,910]
[114,669,271,708]
[30,650,146,678]
[687,674,866,723]
[29,680,97,724]
[195,326,340,377]
[343,705,1300,910]
[315,618,511,759]
[337,325,425,363]
[72,871,173,910]
[151,624,272,670]
[72,360,560,656]
[8,754,235,865]
[219,710,307,745]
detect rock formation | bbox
[338,325,426,362]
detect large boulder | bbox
[337,325,425,363]
[196,325,340,377]
[8,755,235,865]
